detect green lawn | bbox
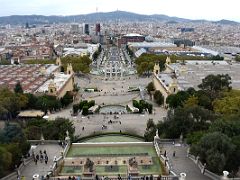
[67,145,156,157]
[84,135,143,143]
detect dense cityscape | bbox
[0,6,240,180]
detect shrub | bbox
[82,105,89,116]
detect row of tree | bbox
[0,84,73,120]
[0,118,75,178]
[146,82,164,106]
[144,74,240,176]
[132,100,153,114]
[23,117,75,140]
[135,54,224,76]
[25,55,92,73]
[72,100,95,116]
[0,123,30,178]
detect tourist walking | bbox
[45,155,48,164]
[40,154,44,163]
[173,151,176,157]
[36,154,39,161]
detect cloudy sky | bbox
[0,0,239,21]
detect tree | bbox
[61,56,92,73]
[157,106,213,139]
[209,114,240,138]
[135,54,165,76]
[186,131,205,145]
[144,119,156,141]
[0,146,12,178]
[25,118,75,140]
[153,90,164,106]
[0,88,24,119]
[235,55,240,62]
[213,90,240,115]
[195,90,213,110]
[191,132,235,174]
[146,82,155,94]
[198,74,231,99]
[166,91,190,108]
[82,105,89,116]
[61,92,73,107]
[184,96,199,108]
[73,104,79,115]
[14,81,23,94]
[1,123,25,143]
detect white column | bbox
[110,63,112,79]
[120,63,123,79]
[104,63,107,79]
[115,64,118,79]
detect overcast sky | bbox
[0,0,239,21]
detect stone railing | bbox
[62,142,71,158]
[50,176,178,180]
[154,139,179,179]
[28,140,61,144]
[47,142,70,178]
[188,152,240,180]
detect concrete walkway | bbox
[20,144,63,180]
[161,144,211,180]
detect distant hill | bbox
[0,11,239,25]
[214,19,239,25]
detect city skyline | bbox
[0,0,240,22]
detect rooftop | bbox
[128,41,177,48]
[35,73,72,93]
[167,61,240,90]
[124,33,144,37]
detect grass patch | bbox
[67,145,156,157]
[75,132,144,143]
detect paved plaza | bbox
[20,144,63,180]
[50,109,166,137]
[48,74,167,137]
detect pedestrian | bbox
[173,151,176,157]
[164,150,167,157]
[45,155,48,164]
[40,150,42,154]
[82,127,84,131]
[34,158,38,165]
[40,154,43,163]
[36,154,39,161]
[44,150,46,154]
